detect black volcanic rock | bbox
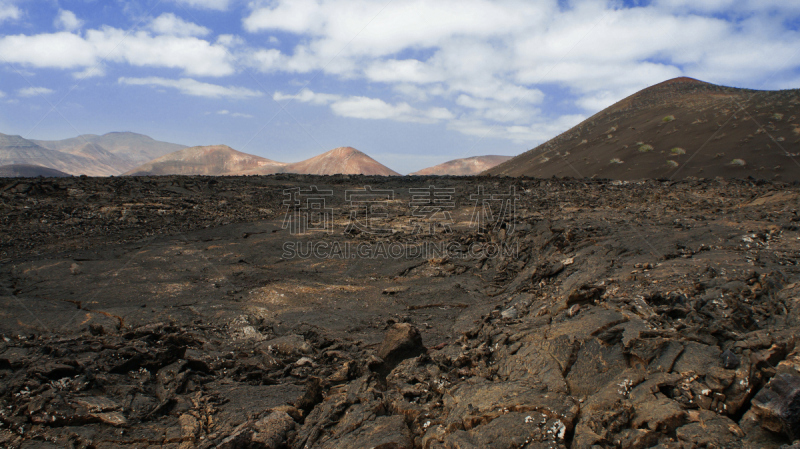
[0,174,798,448]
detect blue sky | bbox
[1,0,799,174]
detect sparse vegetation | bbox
[671,147,686,155]
[731,158,746,166]
[639,144,654,152]
[663,115,676,123]
[610,158,624,164]
[667,160,679,168]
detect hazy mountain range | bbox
[0,132,185,176]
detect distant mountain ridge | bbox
[1,132,186,176]
[411,155,513,176]
[125,145,287,176]
[33,132,186,163]
[126,146,400,176]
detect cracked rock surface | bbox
[0,174,799,448]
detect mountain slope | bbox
[485,77,800,181]
[124,145,287,176]
[64,142,138,173]
[411,155,513,176]
[0,164,71,177]
[282,147,399,176]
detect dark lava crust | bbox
[1,174,800,448]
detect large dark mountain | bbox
[485,77,800,181]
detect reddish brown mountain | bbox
[128,146,398,177]
[485,77,800,181]
[124,145,286,176]
[411,155,513,176]
[258,146,397,176]
[282,147,399,176]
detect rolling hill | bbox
[128,146,400,176]
[485,77,800,181]
[281,147,399,176]
[411,155,513,176]
[124,145,287,176]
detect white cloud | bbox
[54,10,83,32]
[653,0,800,15]
[0,28,235,76]
[216,34,245,47]
[149,13,210,37]
[0,1,19,23]
[118,77,263,99]
[73,66,104,79]
[0,90,5,98]
[364,59,445,84]
[0,32,96,69]
[330,96,453,124]
[447,114,586,145]
[171,0,231,10]
[216,109,254,118]
[273,88,342,105]
[275,88,454,124]
[18,87,54,97]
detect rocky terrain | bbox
[0,174,799,448]
[487,77,800,181]
[411,156,513,176]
